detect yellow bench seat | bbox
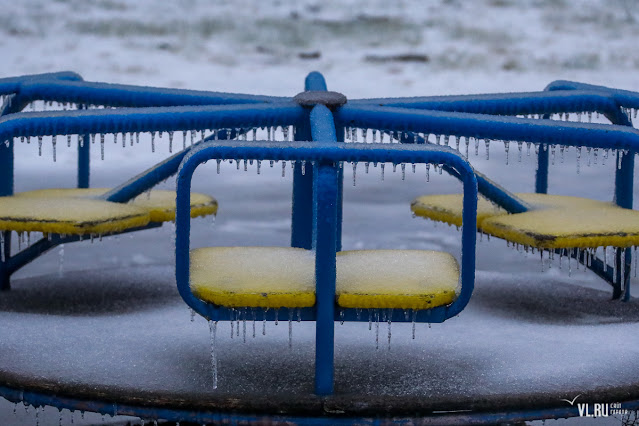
[0,188,217,235]
[190,247,459,310]
[411,193,639,249]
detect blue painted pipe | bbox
[0,103,306,141]
[15,79,287,108]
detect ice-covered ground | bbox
[2,0,639,424]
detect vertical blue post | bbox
[290,74,326,249]
[535,144,549,194]
[291,120,314,249]
[77,105,90,188]
[611,111,634,300]
[0,133,13,290]
[313,162,338,396]
[535,114,550,194]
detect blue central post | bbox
[313,161,338,395]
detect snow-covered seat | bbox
[190,247,459,310]
[0,189,217,236]
[411,193,639,249]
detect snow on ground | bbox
[1,0,639,424]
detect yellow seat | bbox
[190,247,459,310]
[412,193,639,249]
[0,188,217,235]
[15,188,218,222]
[0,196,149,235]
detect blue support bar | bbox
[77,106,90,188]
[535,144,549,194]
[291,71,330,250]
[16,79,287,108]
[0,133,13,197]
[312,162,338,395]
[291,114,314,250]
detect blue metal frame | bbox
[175,141,478,395]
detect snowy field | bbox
[1,0,639,424]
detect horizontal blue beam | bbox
[0,103,306,140]
[15,79,288,108]
[0,72,82,95]
[336,104,639,151]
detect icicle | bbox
[252,309,257,338]
[67,134,72,148]
[275,308,279,326]
[372,129,377,143]
[38,135,43,156]
[151,132,155,153]
[216,159,221,174]
[243,159,248,172]
[283,126,289,141]
[517,142,523,162]
[401,163,406,180]
[208,320,218,389]
[412,163,416,173]
[411,310,417,339]
[593,148,598,165]
[474,138,479,155]
[436,134,441,145]
[387,309,392,351]
[301,160,306,176]
[52,135,57,162]
[560,145,565,163]
[58,244,64,276]
[485,139,490,160]
[455,136,461,151]
[263,308,267,335]
[365,162,370,174]
[426,164,430,182]
[550,145,556,165]
[101,134,105,160]
[242,310,247,343]
[380,163,385,181]
[504,141,510,165]
[168,131,174,153]
[352,162,357,186]
[288,309,294,349]
[568,249,572,276]
[526,142,531,156]
[621,249,626,292]
[613,248,618,284]
[281,162,286,177]
[375,309,380,350]
[368,309,372,330]
[586,147,591,167]
[257,160,261,175]
[352,127,357,142]
[576,147,581,174]
[588,111,592,123]
[465,137,470,157]
[603,246,608,272]
[618,151,624,170]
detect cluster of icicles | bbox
[344,125,633,174]
[478,231,638,285]
[8,124,296,162]
[200,307,431,389]
[10,399,176,426]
